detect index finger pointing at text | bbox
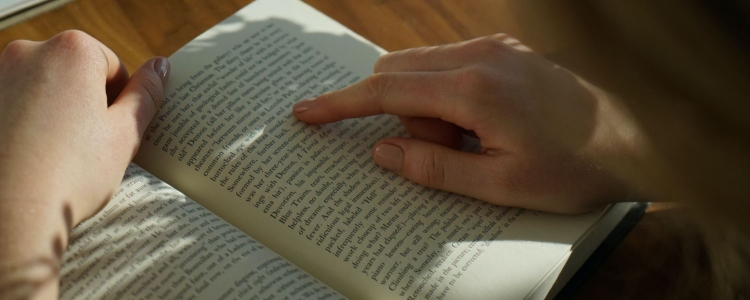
[293,71,476,129]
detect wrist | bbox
[0,200,69,300]
[578,84,654,200]
[0,158,96,226]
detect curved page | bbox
[60,164,344,300]
[135,0,605,299]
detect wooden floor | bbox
[0,1,703,299]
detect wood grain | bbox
[0,1,696,299]
[0,0,534,71]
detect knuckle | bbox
[363,72,390,103]
[139,78,164,109]
[491,33,524,48]
[2,40,31,58]
[374,46,435,73]
[419,150,448,189]
[456,66,495,95]
[410,46,438,60]
[48,30,92,50]
[373,53,393,73]
[0,40,34,66]
[45,30,98,61]
[471,35,511,57]
[450,66,501,124]
[490,33,514,42]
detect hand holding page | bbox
[60,1,638,299]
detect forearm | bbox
[0,197,69,300]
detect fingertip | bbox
[153,57,169,83]
[292,98,318,122]
[293,98,315,113]
[134,57,167,112]
[372,142,405,172]
[293,96,342,124]
[109,57,168,134]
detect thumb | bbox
[372,137,495,199]
[108,57,169,154]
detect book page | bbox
[135,0,608,299]
[60,164,344,300]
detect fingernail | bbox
[293,98,315,113]
[373,144,403,172]
[154,57,170,81]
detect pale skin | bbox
[294,34,636,214]
[0,33,634,299]
[0,31,167,300]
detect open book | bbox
[59,0,639,299]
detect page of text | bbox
[60,164,344,300]
[135,0,606,299]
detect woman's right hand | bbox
[294,34,637,213]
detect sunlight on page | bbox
[61,170,199,298]
[61,165,345,300]
[223,125,266,157]
[192,19,247,42]
[129,0,627,299]
[286,83,300,91]
[233,5,353,37]
[405,225,574,300]
[183,22,247,53]
[211,22,247,36]
[182,40,217,53]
